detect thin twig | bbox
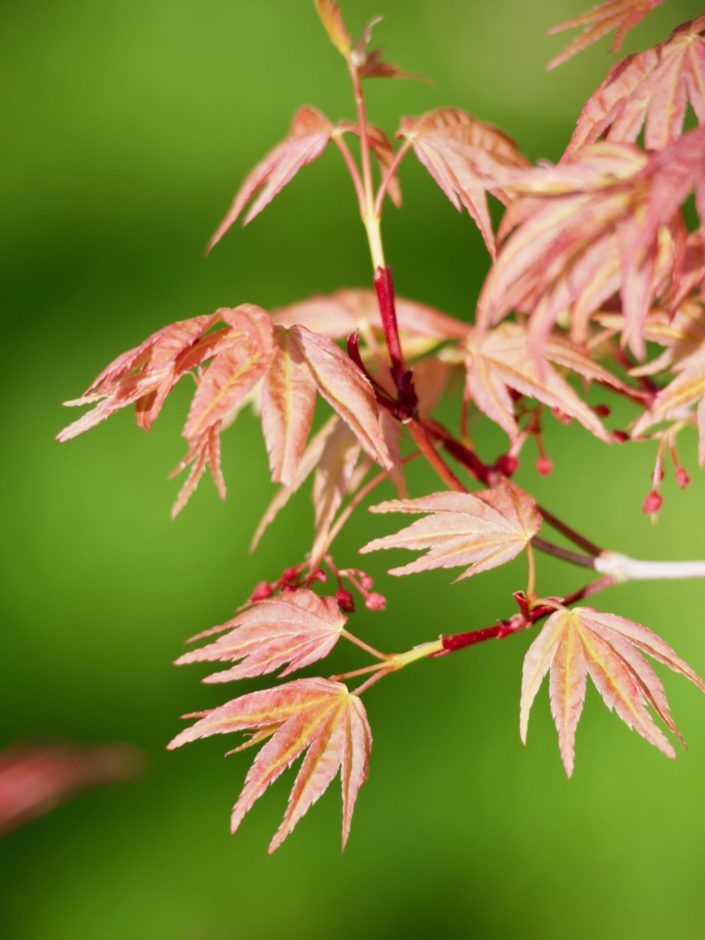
[374,137,413,216]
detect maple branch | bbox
[332,133,366,214]
[374,137,413,216]
[439,575,617,655]
[532,537,597,569]
[406,419,467,492]
[374,266,406,389]
[424,419,494,484]
[534,507,603,556]
[595,552,705,582]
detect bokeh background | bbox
[4,1,705,937]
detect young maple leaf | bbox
[462,322,622,443]
[57,313,220,442]
[633,340,705,462]
[521,606,705,776]
[174,305,276,515]
[546,0,666,71]
[398,109,529,259]
[477,142,682,359]
[176,590,346,683]
[568,17,705,153]
[314,0,352,57]
[273,288,469,361]
[290,325,393,471]
[206,106,333,252]
[361,479,541,580]
[640,125,705,255]
[310,419,366,562]
[168,678,372,852]
[60,302,393,516]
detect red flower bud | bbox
[364,592,387,611]
[250,581,273,602]
[612,429,629,443]
[495,454,519,476]
[643,490,663,515]
[676,467,691,489]
[595,403,611,417]
[336,589,355,613]
[536,455,553,477]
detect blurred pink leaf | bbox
[546,0,665,71]
[0,743,141,836]
[568,17,705,152]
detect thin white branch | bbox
[595,552,705,582]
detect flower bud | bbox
[676,467,691,489]
[250,581,273,602]
[536,455,553,477]
[643,490,662,515]
[336,589,355,613]
[364,592,387,611]
[495,454,519,476]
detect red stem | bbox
[406,420,466,492]
[374,266,406,391]
[440,575,616,654]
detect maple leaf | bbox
[251,416,343,551]
[361,479,541,580]
[314,0,352,57]
[640,125,705,257]
[168,678,372,852]
[273,288,469,343]
[310,419,366,563]
[173,305,275,515]
[633,339,705,462]
[290,325,393,472]
[477,142,682,358]
[206,106,333,252]
[176,590,346,683]
[0,743,141,835]
[568,17,705,153]
[57,313,220,442]
[462,322,621,443]
[398,109,529,259]
[546,0,666,71]
[260,327,318,487]
[520,605,705,776]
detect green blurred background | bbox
[4,1,705,937]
